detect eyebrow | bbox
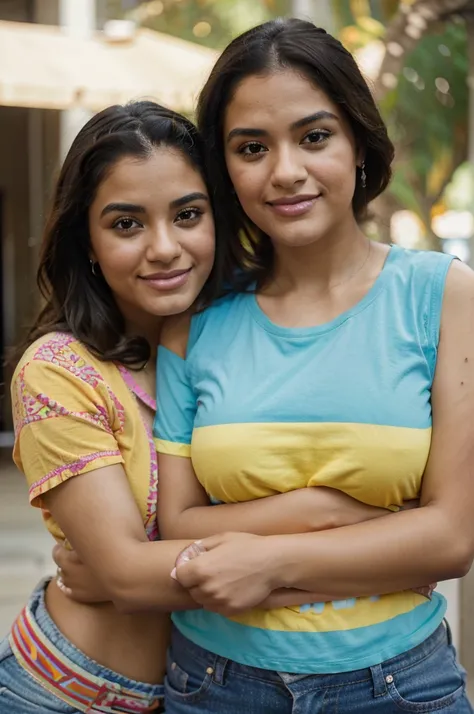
[227,111,339,142]
[100,193,209,218]
[170,192,209,209]
[100,202,145,218]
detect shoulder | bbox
[12,332,112,395]
[15,331,90,368]
[390,246,454,279]
[160,293,244,358]
[441,259,474,317]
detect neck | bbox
[123,313,163,363]
[268,215,369,295]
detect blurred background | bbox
[0,0,473,686]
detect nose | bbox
[146,224,182,264]
[271,145,308,188]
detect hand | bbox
[172,532,279,616]
[52,544,111,604]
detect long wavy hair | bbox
[197,18,395,291]
[26,101,219,366]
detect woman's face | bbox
[88,147,215,327]
[224,69,359,250]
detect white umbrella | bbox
[0,19,218,113]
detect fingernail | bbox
[170,568,177,580]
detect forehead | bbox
[224,69,342,130]
[94,147,205,203]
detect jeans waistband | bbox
[9,579,164,713]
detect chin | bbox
[146,295,196,317]
[272,231,327,249]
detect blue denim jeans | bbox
[0,580,165,713]
[164,622,472,714]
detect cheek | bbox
[184,224,216,268]
[227,158,261,202]
[96,242,141,282]
[310,148,357,193]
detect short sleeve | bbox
[420,252,455,379]
[153,346,197,458]
[12,346,124,507]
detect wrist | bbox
[264,534,302,589]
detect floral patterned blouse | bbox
[11,332,158,543]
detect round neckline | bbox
[247,244,399,337]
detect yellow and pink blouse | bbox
[11,332,158,544]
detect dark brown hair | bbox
[28,101,217,366]
[197,17,395,290]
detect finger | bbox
[55,576,72,597]
[53,544,80,568]
[198,534,228,551]
[52,544,64,566]
[175,541,207,569]
[173,558,204,589]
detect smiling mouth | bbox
[267,195,321,217]
[140,268,192,291]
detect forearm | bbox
[272,505,470,596]
[164,487,388,540]
[99,539,201,613]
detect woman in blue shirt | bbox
[154,17,474,714]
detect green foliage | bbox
[105,0,290,50]
[385,22,468,206]
[334,0,469,238]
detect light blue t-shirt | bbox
[155,246,452,673]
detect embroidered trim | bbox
[142,419,159,541]
[116,366,158,541]
[29,450,122,500]
[14,371,114,437]
[28,333,126,433]
[116,365,156,412]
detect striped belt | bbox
[9,606,164,713]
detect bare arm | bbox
[43,464,199,613]
[173,261,474,612]
[158,454,390,540]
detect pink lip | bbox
[267,194,321,217]
[140,268,192,291]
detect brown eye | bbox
[302,130,331,146]
[175,207,203,224]
[238,142,268,157]
[112,217,140,233]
